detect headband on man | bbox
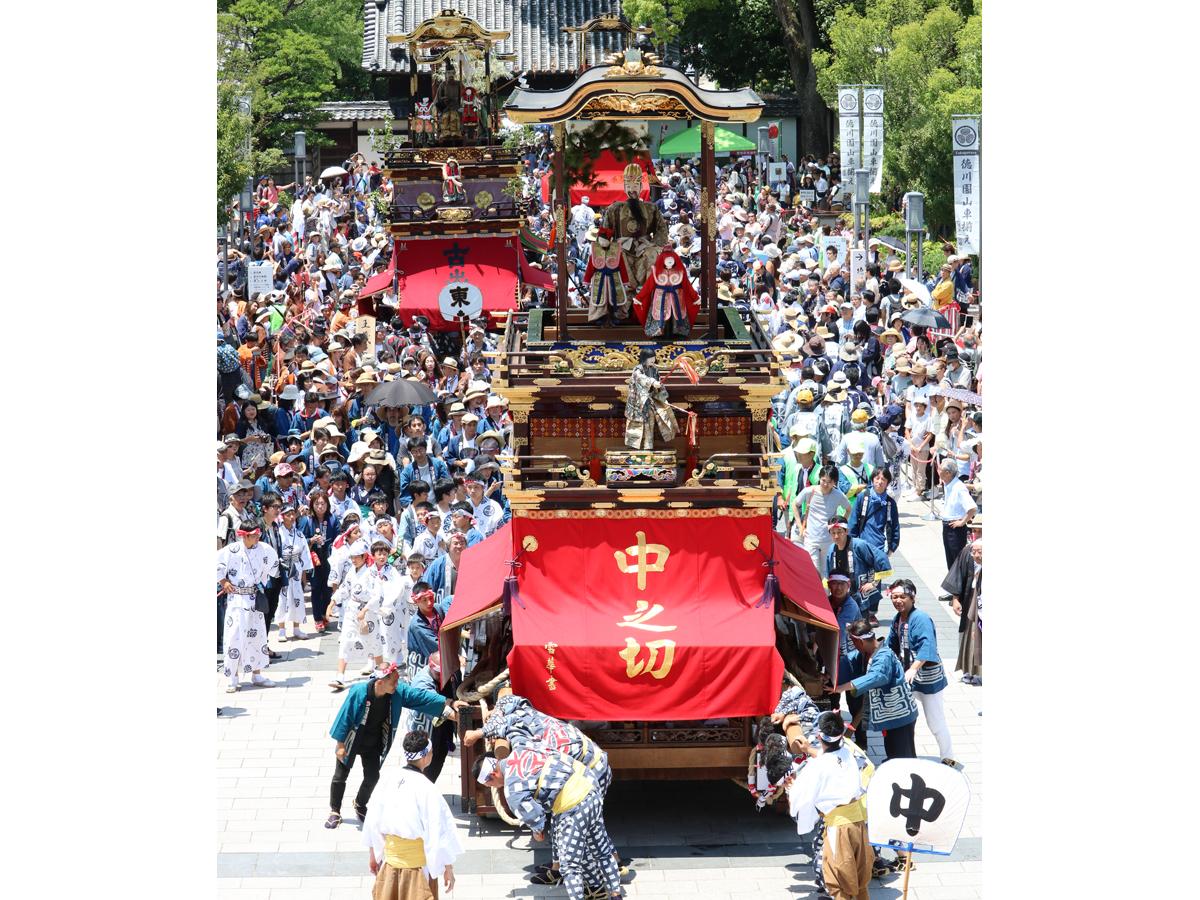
[404,737,432,761]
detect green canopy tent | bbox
[658,125,757,157]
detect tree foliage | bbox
[215,0,365,216]
[812,0,982,229]
[675,0,793,94]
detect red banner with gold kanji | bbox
[507,510,783,721]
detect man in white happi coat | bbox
[569,195,595,252]
[274,502,313,641]
[369,538,415,671]
[465,477,504,537]
[362,731,462,897]
[216,518,278,693]
[330,540,384,691]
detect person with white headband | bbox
[785,711,876,900]
[476,744,622,900]
[362,730,462,899]
[329,539,383,691]
[885,578,956,767]
[216,517,278,693]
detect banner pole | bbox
[901,842,914,899]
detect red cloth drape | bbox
[506,513,782,721]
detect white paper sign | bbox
[438,280,483,322]
[248,261,274,297]
[768,162,788,184]
[838,87,861,180]
[849,248,867,292]
[867,759,971,856]
[952,116,981,255]
[819,235,848,272]
[798,189,816,205]
[353,314,376,357]
[862,87,884,193]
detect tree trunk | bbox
[770,0,830,158]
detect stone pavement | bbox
[216,494,982,900]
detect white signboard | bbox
[862,87,884,193]
[837,87,861,181]
[867,759,971,856]
[438,280,483,322]
[797,189,816,205]
[248,260,274,297]
[819,235,849,272]
[353,314,376,358]
[849,247,867,292]
[768,162,788,184]
[952,116,981,255]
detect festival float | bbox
[356,9,555,336]
[429,40,844,818]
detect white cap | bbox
[477,757,501,784]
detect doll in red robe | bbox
[633,248,700,338]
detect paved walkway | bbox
[216,494,981,899]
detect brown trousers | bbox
[823,820,872,900]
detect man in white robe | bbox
[363,731,462,898]
[331,540,384,690]
[370,539,415,670]
[216,519,278,693]
[274,503,313,640]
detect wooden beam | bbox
[701,120,718,339]
[553,122,570,341]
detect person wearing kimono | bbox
[465,695,621,886]
[370,539,415,670]
[478,746,622,900]
[400,652,459,785]
[274,503,313,640]
[326,664,454,830]
[623,349,677,451]
[632,247,700,338]
[886,579,955,767]
[942,536,982,684]
[833,619,919,761]
[786,712,876,900]
[363,730,463,900]
[216,518,278,693]
[330,540,384,691]
[582,227,631,325]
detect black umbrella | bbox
[901,307,951,329]
[365,379,438,408]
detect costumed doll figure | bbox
[442,157,465,203]
[461,86,480,141]
[624,349,678,450]
[582,226,631,325]
[435,61,462,138]
[412,97,435,146]
[602,163,669,289]
[633,247,700,339]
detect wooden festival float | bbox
[432,43,841,818]
[356,10,555,332]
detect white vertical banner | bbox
[862,86,884,193]
[952,116,981,255]
[849,247,867,293]
[837,87,861,183]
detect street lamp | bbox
[854,168,870,251]
[294,131,306,190]
[903,191,925,280]
[239,175,254,249]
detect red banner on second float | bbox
[507,511,782,721]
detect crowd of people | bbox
[215,139,981,899]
